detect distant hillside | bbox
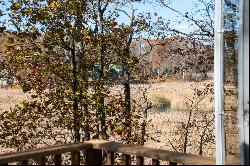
[131,36,214,81]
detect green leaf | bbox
[0,26,6,33]
[21,84,30,93]
[98,107,104,113]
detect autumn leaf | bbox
[49,1,61,10]
[12,2,22,10]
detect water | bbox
[147,106,171,117]
[153,106,171,113]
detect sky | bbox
[0,0,204,34]
[115,0,205,34]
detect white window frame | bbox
[214,0,249,165]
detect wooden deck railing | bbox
[0,140,216,165]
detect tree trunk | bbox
[71,43,80,142]
[98,59,107,139]
[183,108,192,153]
[124,73,132,143]
[97,2,108,140]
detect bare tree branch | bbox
[158,0,214,38]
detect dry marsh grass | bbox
[0,88,31,113]
[130,80,215,111]
[0,80,239,160]
[0,80,215,113]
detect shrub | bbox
[154,96,171,108]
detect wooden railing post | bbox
[136,156,144,165]
[122,154,131,165]
[54,154,62,165]
[21,160,28,165]
[39,156,46,165]
[71,151,80,165]
[169,161,177,165]
[106,152,114,165]
[86,149,102,165]
[152,159,160,165]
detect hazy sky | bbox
[116,0,204,33]
[0,0,203,33]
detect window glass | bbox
[223,0,240,164]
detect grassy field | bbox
[0,88,32,113]
[0,80,215,113]
[144,80,214,111]
[0,80,240,162]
